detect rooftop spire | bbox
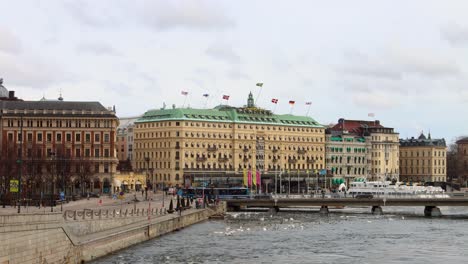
[247,91,254,108]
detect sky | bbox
[1,0,468,143]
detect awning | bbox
[123,181,129,185]
[113,179,121,186]
[135,181,142,185]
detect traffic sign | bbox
[10,180,19,192]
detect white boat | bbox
[347,181,449,198]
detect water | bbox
[93,207,468,264]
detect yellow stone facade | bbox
[133,96,325,188]
[399,133,446,182]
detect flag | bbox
[252,168,257,186]
[368,113,375,117]
[289,100,295,105]
[243,169,248,187]
[305,102,312,105]
[181,91,188,96]
[222,95,230,100]
[256,83,263,87]
[248,170,252,187]
[203,93,209,97]
[271,98,278,104]
[256,170,261,193]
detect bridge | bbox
[225,197,468,216]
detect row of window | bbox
[399,159,446,166]
[329,167,368,175]
[401,150,446,157]
[400,167,446,175]
[7,131,110,143]
[5,119,113,128]
[327,156,368,164]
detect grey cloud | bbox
[227,68,250,80]
[0,53,65,88]
[0,28,21,54]
[136,0,234,31]
[62,0,122,27]
[205,44,240,64]
[441,24,468,46]
[76,43,121,56]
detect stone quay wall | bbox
[0,203,226,264]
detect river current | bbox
[93,207,468,264]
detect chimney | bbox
[375,120,380,125]
[8,91,15,99]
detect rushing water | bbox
[93,207,468,264]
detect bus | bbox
[181,187,250,200]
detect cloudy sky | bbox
[1,0,468,142]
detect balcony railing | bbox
[272,148,279,153]
[196,157,207,162]
[272,158,278,163]
[307,159,315,164]
[297,149,307,154]
[243,148,249,152]
[243,157,249,162]
[288,158,297,163]
[218,157,229,162]
[207,146,218,152]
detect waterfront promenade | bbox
[0,191,172,215]
[0,193,225,264]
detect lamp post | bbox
[50,151,55,212]
[144,157,149,201]
[17,115,23,213]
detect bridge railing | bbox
[63,207,169,221]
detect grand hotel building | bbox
[134,93,326,190]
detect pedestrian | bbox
[141,189,144,197]
[87,192,90,200]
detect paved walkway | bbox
[0,191,186,215]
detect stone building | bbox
[325,127,372,186]
[0,85,118,199]
[133,93,325,191]
[456,137,468,185]
[116,116,139,171]
[399,133,446,183]
[329,119,400,181]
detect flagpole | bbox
[273,103,278,114]
[289,104,294,115]
[182,95,188,108]
[306,104,312,116]
[255,83,263,106]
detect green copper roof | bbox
[136,106,323,128]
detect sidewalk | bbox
[0,191,181,215]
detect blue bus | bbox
[181,187,250,200]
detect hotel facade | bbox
[133,93,326,191]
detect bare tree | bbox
[74,157,94,196]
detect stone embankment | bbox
[0,203,226,263]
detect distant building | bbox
[134,92,326,190]
[399,133,446,183]
[456,137,468,185]
[329,119,400,181]
[0,83,118,198]
[325,127,372,186]
[116,116,140,171]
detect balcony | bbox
[307,159,315,164]
[218,157,229,162]
[297,149,307,155]
[288,158,297,164]
[272,148,279,153]
[175,167,180,170]
[272,158,278,163]
[207,146,218,152]
[196,157,207,162]
[243,157,249,162]
[175,145,180,149]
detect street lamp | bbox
[144,157,149,200]
[17,115,23,213]
[50,151,55,212]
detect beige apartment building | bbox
[329,119,400,181]
[133,93,325,191]
[399,133,447,183]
